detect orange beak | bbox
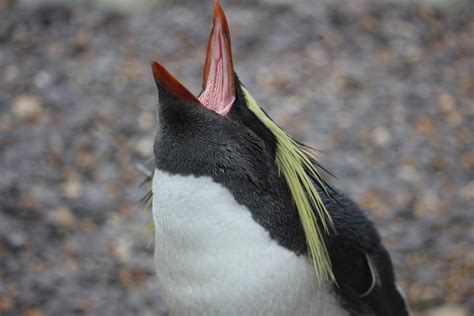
[151,1,236,115]
[150,61,200,104]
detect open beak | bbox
[198,0,236,115]
[150,61,200,104]
[151,0,236,116]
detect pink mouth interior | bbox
[198,13,235,116]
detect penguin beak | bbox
[198,0,236,116]
[150,61,200,104]
[151,0,236,116]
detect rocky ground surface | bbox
[0,0,473,315]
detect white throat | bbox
[152,169,347,316]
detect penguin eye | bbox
[246,127,259,139]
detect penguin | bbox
[147,1,412,315]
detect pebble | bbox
[62,179,83,199]
[79,299,93,313]
[0,295,12,312]
[427,305,469,316]
[51,207,77,229]
[371,126,392,147]
[134,138,153,157]
[137,112,155,130]
[4,65,18,82]
[459,181,474,203]
[34,71,52,89]
[107,238,131,261]
[12,95,42,121]
[415,190,441,217]
[399,164,422,184]
[21,307,43,316]
[6,232,27,250]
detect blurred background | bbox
[0,0,473,315]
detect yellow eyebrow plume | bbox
[241,85,335,283]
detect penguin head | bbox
[151,0,276,178]
[151,62,273,184]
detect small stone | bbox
[80,218,96,233]
[360,16,377,31]
[118,267,148,288]
[52,207,77,229]
[0,295,12,311]
[4,65,18,82]
[79,299,93,313]
[414,190,441,217]
[460,152,474,170]
[399,164,421,184]
[137,112,155,130]
[7,232,27,250]
[6,284,18,296]
[427,305,469,316]
[12,95,42,121]
[438,93,456,113]
[0,0,9,10]
[137,94,155,110]
[21,307,43,316]
[371,127,391,147]
[33,259,46,273]
[415,115,434,134]
[431,156,446,172]
[404,45,421,63]
[63,256,79,272]
[446,111,463,127]
[107,239,131,261]
[459,181,474,203]
[134,138,153,157]
[33,71,52,89]
[0,115,11,130]
[63,180,82,199]
[437,93,462,126]
[336,111,352,128]
[75,147,96,171]
[358,190,389,219]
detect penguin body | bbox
[152,170,347,316]
[149,2,411,315]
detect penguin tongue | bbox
[198,0,235,116]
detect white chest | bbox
[152,169,347,316]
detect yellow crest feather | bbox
[241,86,335,283]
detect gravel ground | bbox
[0,0,473,315]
